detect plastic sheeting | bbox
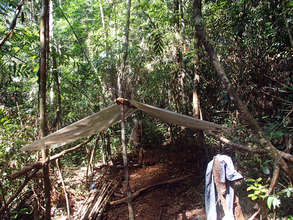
[21,104,136,151]
[130,100,224,131]
[22,100,226,151]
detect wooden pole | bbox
[120,103,135,220]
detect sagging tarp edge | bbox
[21,99,227,152]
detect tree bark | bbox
[52,49,62,130]
[99,0,109,57]
[192,0,204,146]
[50,1,62,131]
[40,0,51,219]
[117,0,135,219]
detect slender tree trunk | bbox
[117,0,135,219]
[192,0,204,146]
[179,0,188,114]
[99,0,109,57]
[105,131,112,164]
[52,48,62,130]
[40,0,51,219]
[49,0,62,131]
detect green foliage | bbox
[247,177,268,200]
[0,0,292,217]
[267,194,281,210]
[11,207,32,219]
[247,177,293,214]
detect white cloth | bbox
[205,154,243,220]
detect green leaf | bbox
[267,196,273,209]
[247,186,253,191]
[256,177,262,182]
[267,195,280,210]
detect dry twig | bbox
[11,135,94,179]
[110,175,193,206]
[56,159,71,219]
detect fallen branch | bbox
[110,174,193,206]
[56,159,71,219]
[11,135,94,179]
[0,168,38,215]
[266,162,280,197]
[207,132,267,154]
[75,178,119,220]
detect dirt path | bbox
[105,144,207,220]
[52,144,208,219]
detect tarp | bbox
[130,100,224,131]
[21,104,136,151]
[22,100,227,151]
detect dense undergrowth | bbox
[1,0,293,219]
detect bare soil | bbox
[52,143,209,220]
[103,144,208,220]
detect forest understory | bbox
[45,142,257,220]
[1,0,293,219]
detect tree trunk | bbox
[105,131,112,164]
[192,0,204,146]
[99,0,109,57]
[117,0,135,219]
[40,0,51,219]
[52,47,62,130]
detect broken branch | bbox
[207,132,267,154]
[0,1,24,48]
[11,135,94,179]
[0,168,38,214]
[110,174,193,206]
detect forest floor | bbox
[52,143,243,220]
[104,144,207,220]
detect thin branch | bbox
[0,168,39,214]
[248,208,261,220]
[266,162,280,197]
[110,175,193,206]
[0,1,24,49]
[207,132,293,163]
[207,132,267,153]
[11,135,94,179]
[56,159,71,219]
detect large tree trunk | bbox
[40,0,51,219]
